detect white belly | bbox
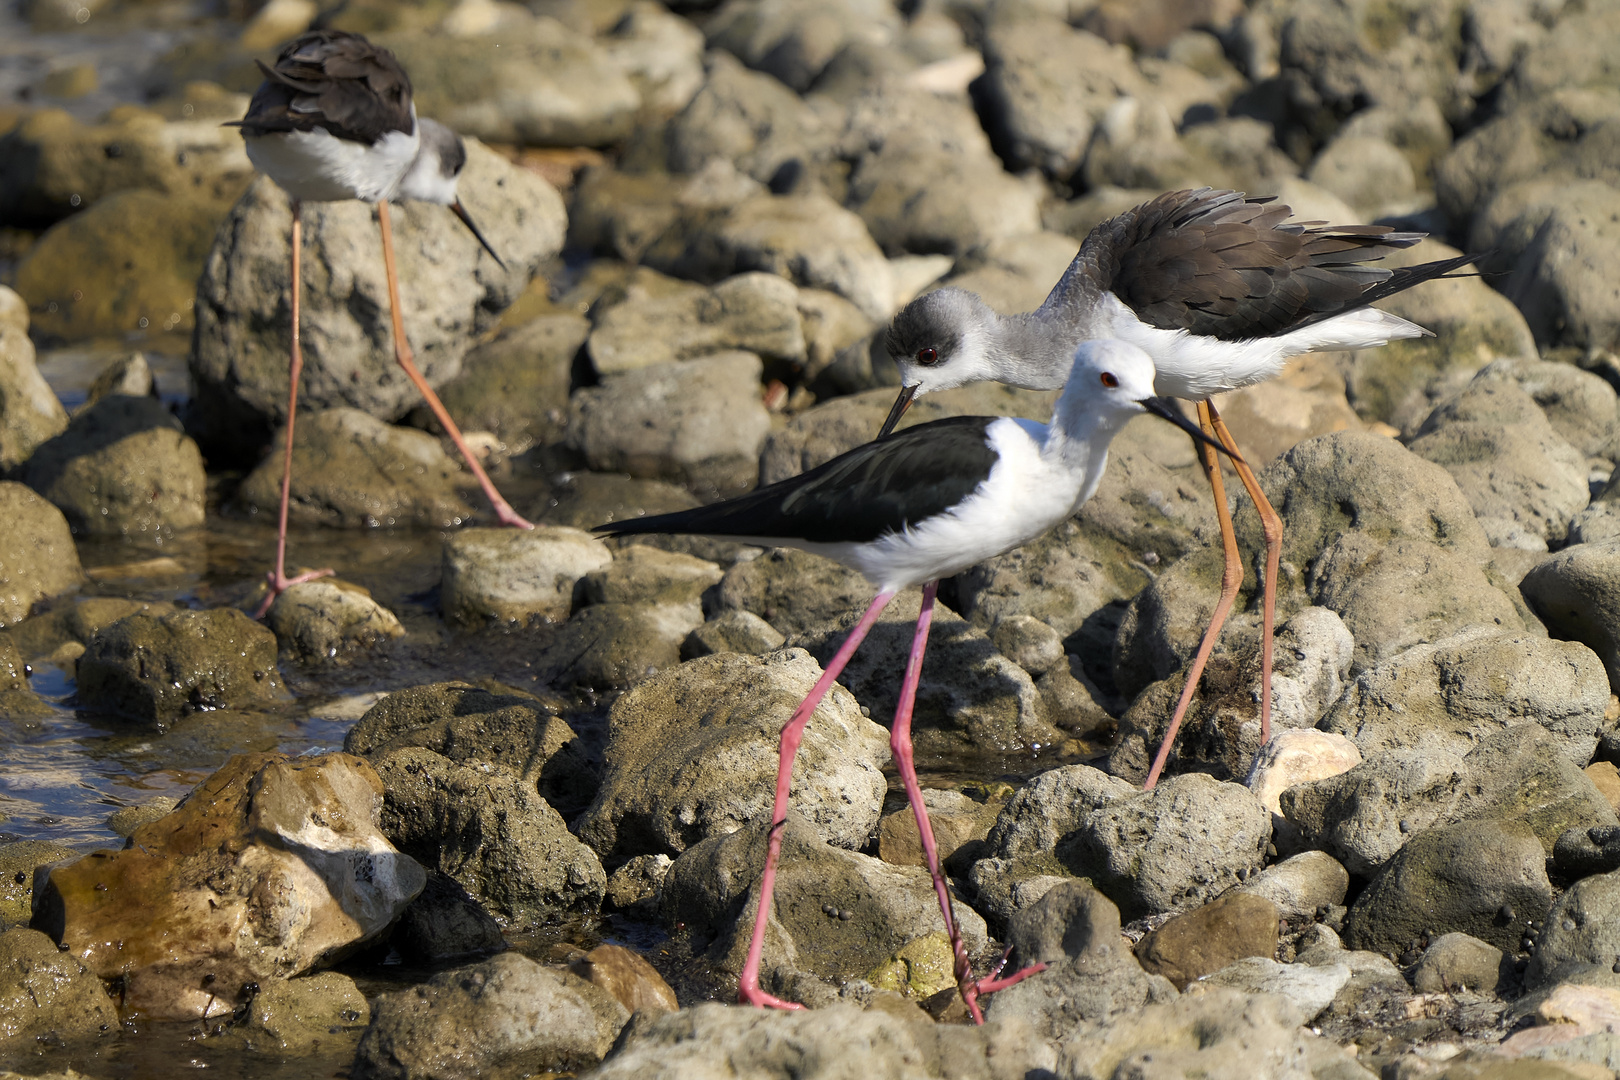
[245,125,419,204]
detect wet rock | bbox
[1525,870,1620,989]
[439,526,612,627]
[351,952,627,1079]
[876,789,999,870]
[575,648,887,864]
[104,797,177,838]
[213,971,370,1057]
[569,943,677,1015]
[567,350,771,497]
[265,579,405,664]
[32,752,424,1020]
[372,747,605,924]
[604,853,671,916]
[21,394,205,539]
[1522,541,1620,695]
[1552,825,1620,880]
[533,602,693,690]
[77,607,284,726]
[190,144,564,461]
[0,311,68,473]
[1067,773,1270,921]
[587,272,805,377]
[0,637,50,721]
[1343,819,1553,957]
[1236,851,1350,922]
[0,928,117,1048]
[1197,957,1350,1025]
[661,52,834,184]
[989,615,1066,677]
[1135,893,1282,991]
[1056,985,1374,1080]
[0,840,79,927]
[382,20,640,147]
[1319,629,1610,767]
[389,871,506,966]
[238,409,474,529]
[1412,933,1508,995]
[681,610,785,659]
[0,484,82,629]
[591,1001,1056,1080]
[660,814,986,996]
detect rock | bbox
[575,649,887,864]
[533,602,693,690]
[1407,379,1589,549]
[0,636,50,720]
[390,871,506,965]
[0,315,67,472]
[0,285,24,333]
[711,546,870,638]
[1135,893,1282,990]
[265,579,405,664]
[682,610,786,659]
[381,20,640,146]
[863,931,955,1000]
[0,482,83,628]
[706,0,899,92]
[1496,983,1620,1068]
[32,752,424,1020]
[344,681,594,816]
[105,797,178,838]
[1319,629,1611,767]
[661,52,834,184]
[1196,957,1351,1025]
[989,615,1067,677]
[1207,355,1365,469]
[1056,985,1375,1080]
[236,409,475,529]
[582,545,723,621]
[372,747,605,924]
[539,470,737,563]
[939,232,1083,317]
[588,272,804,377]
[567,351,772,497]
[21,394,205,539]
[876,789,998,870]
[1526,870,1620,989]
[439,526,612,627]
[1412,933,1508,995]
[1306,133,1416,218]
[1587,763,1620,816]
[13,188,226,341]
[1342,819,1553,956]
[77,607,284,727]
[569,943,678,1015]
[0,840,80,926]
[984,764,1136,861]
[1236,851,1350,922]
[1522,541,1620,695]
[600,1,707,115]
[1472,357,1620,463]
[0,928,117,1048]
[1067,773,1271,921]
[81,351,157,412]
[213,971,370,1056]
[1248,730,1362,847]
[189,144,565,462]
[590,1001,1057,1080]
[351,952,627,1079]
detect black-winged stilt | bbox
[880,188,1479,789]
[596,338,1235,1022]
[232,30,532,615]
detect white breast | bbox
[245,123,420,204]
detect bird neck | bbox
[978,313,1079,391]
[1041,385,1125,481]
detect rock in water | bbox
[0,481,83,628]
[31,752,425,1021]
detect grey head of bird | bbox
[398,117,506,269]
[884,287,1002,395]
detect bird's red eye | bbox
[916,348,938,366]
[1100,371,1119,388]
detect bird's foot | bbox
[957,951,1047,1024]
[253,567,336,619]
[738,983,805,1011]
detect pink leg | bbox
[375,199,534,530]
[892,582,1045,1024]
[739,590,897,1009]
[255,199,334,620]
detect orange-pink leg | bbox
[739,590,897,1009]
[374,199,534,530]
[256,198,334,620]
[893,582,1045,1024]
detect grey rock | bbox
[711,547,869,638]
[1342,819,1553,956]
[575,649,888,864]
[662,51,834,183]
[1306,134,1416,219]
[373,747,606,924]
[440,527,612,627]
[1522,540,1620,695]
[604,853,672,916]
[21,394,205,539]
[1197,957,1351,1026]
[1066,773,1270,921]
[1412,933,1509,995]
[587,272,806,376]
[1236,851,1350,921]
[534,602,693,691]
[963,858,1074,938]
[0,481,83,628]
[1133,893,1282,991]
[1527,869,1620,989]
[682,610,786,659]
[1472,357,1620,463]
[0,928,117,1048]
[236,409,474,530]
[601,1,707,115]
[540,470,738,564]
[983,764,1135,861]
[352,952,627,1079]
[265,579,405,664]
[391,871,507,966]
[1554,825,1620,880]
[190,145,564,459]
[568,351,772,497]
[0,317,67,473]
[105,798,177,839]
[582,545,723,623]
[991,615,1067,677]
[80,352,156,413]
[209,970,370,1057]
[706,0,900,92]
[1319,628,1611,767]
[78,607,285,727]
[940,232,1084,318]
[1004,878,1124,967]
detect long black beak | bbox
[1138,396,1243,462]
[877,384,919,438]
[450,200,507,270]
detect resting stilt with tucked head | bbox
[597,338,1237,1021]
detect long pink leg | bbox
[375,199,534,530]
[892,582,1045,1024]
[255,199,334,620]
[739,590,897,1009]
[1145,400,1241,790]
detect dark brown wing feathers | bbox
[235,30,414,145]
[1089,187,1449,340]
